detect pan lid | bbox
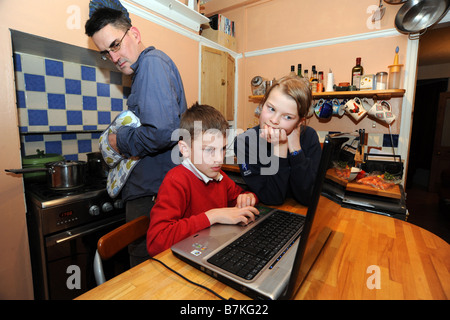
[384,0,407,4]
[395,0,450,34]
[22,149,64,166]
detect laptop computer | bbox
[171,132,356,300]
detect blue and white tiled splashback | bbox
[14,52,131,161]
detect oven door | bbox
[44,214,127,300]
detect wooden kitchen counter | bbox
[76,197,450,300]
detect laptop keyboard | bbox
[207,210,305,281]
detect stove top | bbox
[26,179,109,209]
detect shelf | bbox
[249,89,406,101]
[127,0,210,32]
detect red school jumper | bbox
[146,164,257,257]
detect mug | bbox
[345,97,367,122]
[368,100,395,125]
[314,99,333,119]
[332,98,345,116]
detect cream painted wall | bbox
[0,0,200,299]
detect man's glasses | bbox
[99,29,129,61]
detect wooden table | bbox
[76,197,450,300]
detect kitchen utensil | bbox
[87,152,109,179]
[383,0,407,4]
[21,149,64,181]
[373,0,386,22]
[6,160,87,189]
[368,100,396,125]
[314,99,333,119]
[395,0,450,37]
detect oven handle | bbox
[47,216,125,246]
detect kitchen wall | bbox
[14,52,131,160]
[204,0,411,155]
[0,0,200,299]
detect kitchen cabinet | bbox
[201,46,235,121]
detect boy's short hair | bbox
[179,102,229,142]
[85,7,131,37]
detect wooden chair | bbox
[93,215,150,285]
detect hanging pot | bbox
[21,149,64,181]
[86,152,109,179]
[395,0,450,37]
[6,160,87,190]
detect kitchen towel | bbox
[99,110,141,198]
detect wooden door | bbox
[225,52,235,121]
[201,46,225,116]
[200,46,234,121]
[429,92,450,192]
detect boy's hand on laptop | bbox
[236,193,257,208]
[206,206,259,226]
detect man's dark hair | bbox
[85,7,131,37]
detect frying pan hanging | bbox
[395,0,450,36]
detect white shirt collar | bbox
[182,158,223,184]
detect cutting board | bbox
[326,168,402,199]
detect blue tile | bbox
[45,141,62,155]
[67,110,82,125]
[45,59,64,77]
[50,126,67,131]
[110,71,122,85]
[28,109,48,126]
[14,53,22,72]
[91,132,101,139]
[383,134,399,148]
[24,74,45,92]
[81,66,96,81]
[111,98,123,111]
[65,154,78,161]
[65,79,81,94]
[48,93,66,109]
[19,126,28,133]
[98,111,111,125]
[97,83,110,97]
[78,140,92,153]
[123,86,131,99]
[16,91,26,108]
[24,134,44,142]
[83,96,97,110]
[62,133,77,140]
[83,125,97,131]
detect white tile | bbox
[20,53,45,75]
[66,95,82,110]
[46,76,65,94]
[25,91,47,109]
[97,96,111,111]
[82,110,97,126]
[67,125,83,131]
[62,139,78,155]
[15,72,25,91]
[367,133,383,147]
[97,68,110,83]
[17,108,28,127]
[64,62,81,79]
[110,84,124,99]
[81,80,97,96]
[48,110,67,126]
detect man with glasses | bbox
[85,7,187,266]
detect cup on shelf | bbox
[332,98,345,116]
[314,99,333,119]
[368,100,395,125]
[344,97,367,122]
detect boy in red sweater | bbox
[146,103,259,257]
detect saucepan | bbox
[87,152,109,179]
[6,160,87,190]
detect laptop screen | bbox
[283,132,358,299]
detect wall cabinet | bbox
[201,46,235,121]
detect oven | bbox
[25,179,128,300]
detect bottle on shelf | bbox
[303,69,309,81]
[297,64,303,78]
[310,65,316,82]
[351,57,363,90]
[317,71,324,92]
[311,70,318,93]
[290,65,296,76]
